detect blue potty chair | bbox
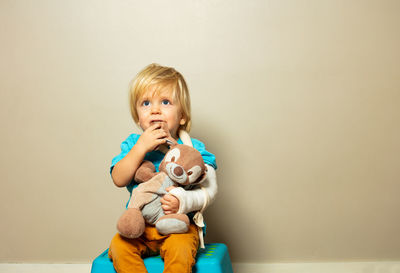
[91,243,233,273]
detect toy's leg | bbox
[156,214,190,235]
[108,233,148,273]
[117,208,145,239]
[160,224,199,273]
[117,177,163,239]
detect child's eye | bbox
[142,100,150,106]
[161,99,170,105]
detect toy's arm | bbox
[134,161,157,183]
[168,165,217,214]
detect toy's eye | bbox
[187,166,201,183]
[165,148,180,163]
[161,99,170,105]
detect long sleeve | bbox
[168,165,217,214]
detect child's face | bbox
[136,85,185,139]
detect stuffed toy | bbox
[117,139,208,239]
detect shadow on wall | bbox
[191,120,258,262]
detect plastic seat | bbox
[91,243,233,273]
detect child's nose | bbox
[151,104,161,114]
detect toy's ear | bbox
[157,137,178,154]
[192,169,207,185]
[165,137,178,147]
[179,130,193,147]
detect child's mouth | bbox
[150,120,165,124]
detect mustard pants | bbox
[108,224,199,273]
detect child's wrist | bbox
[168,187,187,214]
[135,136,151,153]
[132,142,149,158]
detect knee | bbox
[161,236,198,260]
[110,234,127,257]
[109,233,143,258]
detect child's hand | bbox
[161,186,180,214]
[158,122,176,145]
[136,123,169,153]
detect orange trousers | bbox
[108,223,199,273]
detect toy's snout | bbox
[173,165,184,176]
[166,162,188,185]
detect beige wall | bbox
[1,0,400,263]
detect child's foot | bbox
[156,214,190,235]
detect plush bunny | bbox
[117,142,208,239]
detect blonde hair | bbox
[129,63,192,132]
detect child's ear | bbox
[180,118,186,125]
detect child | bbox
[108,63,218,273]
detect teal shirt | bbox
[110,134,217,194]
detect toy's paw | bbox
[117,208,145,239]
[156,214,190,235]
